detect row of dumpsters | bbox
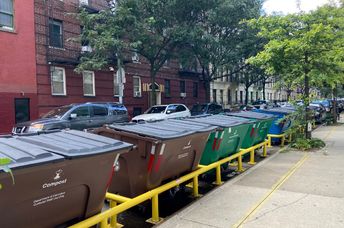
[0,108,295,228]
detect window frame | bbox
[51,67,66,96]
[133,76,142,97]
[165,79,171,97]
[82,71,95,97]
[180,80,186,93]
[49,19,63,48]
[0,0,14,30]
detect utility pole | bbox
[116,56,125,104]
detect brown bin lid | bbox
[0,138,64,170]
[15,130,132,158]
[109,121,199,140]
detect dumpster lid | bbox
[109,120,200,139]
[187,115,252,128]
[0,137,64,170]
[147,119,218,133]
[225,111,275,120]
[262,108,295,114]
[16,130,132,158]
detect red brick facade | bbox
[0,0,38,133]
[0,0,206,133]
[34,0,206,119]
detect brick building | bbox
[0,0,38,133]
[0,0,206,133]
[34,0,205,118]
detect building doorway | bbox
[15,98,30,123]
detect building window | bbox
[220,90,224,104]
[256,91,259,100]
[251,91,254,103]
[0,0,13,29]
[227,89,231,104]
[133,76,141,97]
[165,80,171,97]
[51,67,66,95]
[235,91,238,103]
[83,71,95,96]
[180,80,186,93]
[193,82,198,98]
[49,19,63,48]
[213,89,217,103]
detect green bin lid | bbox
[225,111,275,120]
[187,115,252,128]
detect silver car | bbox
[12,102,129,134]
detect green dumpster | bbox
[220,115,258,149]
[225,111,275,146]
[186,115,253,165]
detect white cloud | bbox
[263,0,331,15]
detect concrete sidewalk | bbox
[157,123,344,228]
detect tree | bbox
[248,2,344,138]
[78,0,186,106]
[179,0,264,102]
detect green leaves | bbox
[248,3,344,94]
[0,157,14,189]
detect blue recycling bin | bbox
[253,108,294,135]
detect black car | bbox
[190,103,223,116]
[12,102,129,134]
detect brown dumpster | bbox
[0,130,132,228]
[93,119,216,197]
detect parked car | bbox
[190,103,223,116]
[309,103,327,123]
[12,102,129,134]
[131,104,191,122]
[239,104,256,111]
[252,100,274,109]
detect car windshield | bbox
[42,106,72,118]
[191,104,207,113]
[146,106,167,114]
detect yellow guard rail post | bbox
[70,140,270,228]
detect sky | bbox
[263,0,331,15]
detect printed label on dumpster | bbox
[228,128,232,133]
[178,152,189,159]
[42,169,68,189]
[33,192,65,207]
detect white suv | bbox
[132,104,191,122]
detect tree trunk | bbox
[150,68,157,106]
[262,80,266,100]
[245,86,249,105]
[333,86,338,124]
[287,90,291,101]
[304,74,311,139]
[204,80,211,103]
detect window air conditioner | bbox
[132,53,140,63]
[180,92,186,98]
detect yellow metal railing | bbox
[70,140,269,228]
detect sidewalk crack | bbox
[245,194,309,224]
